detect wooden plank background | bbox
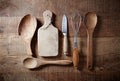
[0,0,120,81]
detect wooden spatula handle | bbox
[87,33,93,70]
[63,34,68,55]
[72,48,79,68]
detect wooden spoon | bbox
[85,12,97,70]
[18,14,37,56]
[23,57,72,69]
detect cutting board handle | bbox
[41,10,52,29]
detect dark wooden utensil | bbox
[85,12,97,70]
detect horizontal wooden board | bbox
[0,55,120,81]
[0,17,120,37]
[0,33,120,56]
[0,0,120,37]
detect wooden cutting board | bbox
[38,10,58,57]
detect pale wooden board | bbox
[38,25,58,57]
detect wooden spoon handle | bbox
[87,33,93,70]
[25,41,32,56]
[45,60,72,65]
[63,34,68,55]
[72,48,79,68]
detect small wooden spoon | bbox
[18,14,37,56]
[85,12,97,70]
[23,57,72,69]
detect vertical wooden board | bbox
[7,35,27,56]
[0,38,8,56]
[0,35,27,56]
[0,17,21,34]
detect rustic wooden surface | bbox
[0,0,120,81]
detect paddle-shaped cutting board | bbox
[38,10,58,57]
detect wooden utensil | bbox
[38,10,58,57]
[23,57,72,69]
[71,13,82,68]
[85,12,97,70]
[18,14,37,56]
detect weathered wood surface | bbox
[0,0,120,37]
[0,34,120,81]
[38,10,58,57]
[0,0,120,81]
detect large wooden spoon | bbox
[23,57,72,69]
[85,12,97,70]
[18,14,37,56]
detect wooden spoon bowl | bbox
[18,14,37,55]
[85,12,97,32]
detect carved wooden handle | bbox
[63,35,68,55]
[46,60,72,65]
[25,41,32,56]
[87,33,93,70]
[72,48,79,68]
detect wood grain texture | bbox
[0,0,120,81]
[0,0,120,37]
[38,10,58,57]
[0,35,120,81]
